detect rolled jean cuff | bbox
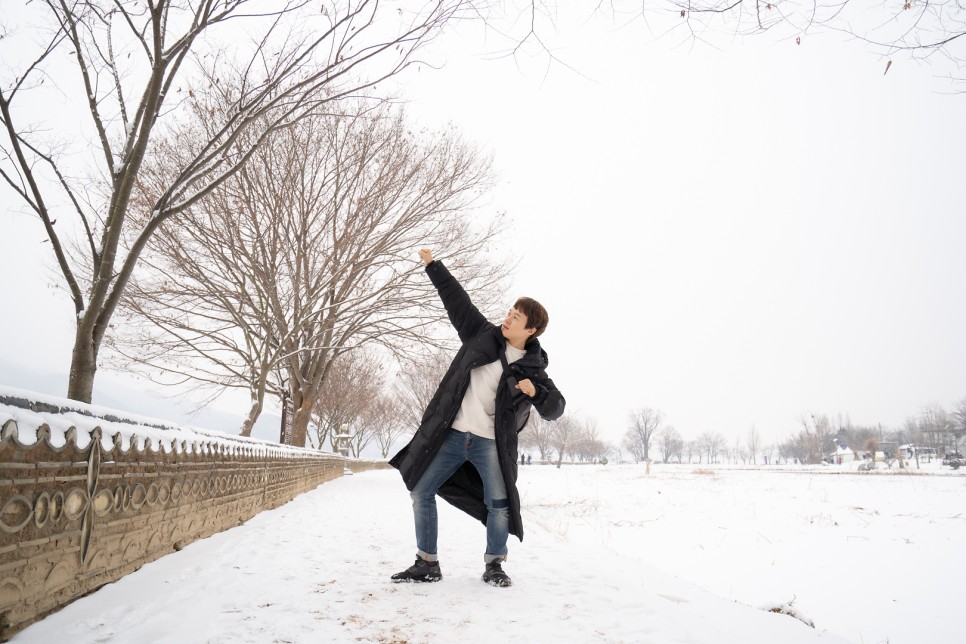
[417,550,438,563]
[484,553,506,564]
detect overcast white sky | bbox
[2,5,964,449]
[393,9,966,446]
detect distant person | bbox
[527,454,531,465]
[389,248,566,587]
[521,453,526,466]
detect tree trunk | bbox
[289,401,312,448]
[239,393,264,437]
[67,326,97,403]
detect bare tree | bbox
[550,413,584,468]
[684,439,699,464]
[520,413,555,462]
[0,0,479,404]
[309,349,385,451]
[586,427,613,463]
[393,347,454,430]
[919,403,954,453]
[777,439,796,464]
[785,413,836,464]
[363,348,453,458]
[570,417,609,463]
[114,101,508,445]
[761,443,777,465]
[370,393,410,458]
[747,425,761,465]
[864,435,882,463]
[849,426,878,457]
[697,431,726,464]
[902,417,922,443]
[347,392,389,458]
[953,397,966,434]
[884,425,908,467]
[657,425,682,464]
[624,407,662,462]
[519,3,966,86]
[731,434,745,464]
[308,350,410,457]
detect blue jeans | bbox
[411,428,509,564]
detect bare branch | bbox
[115,98,510,442]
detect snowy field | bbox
[13,463,965,644]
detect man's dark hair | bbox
[513,297,549,338]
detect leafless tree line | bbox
[246,344,452,458]
[111,99,510,446]
[1,0,482,407]
[304,347,449,457]
[515,405,754,466]
[624,422,726,464]
[776,397,966,464]
[626,398,966,467]
[342,388,966,464]
[517,393,966,468]
[519,413,610,467]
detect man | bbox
[389,248,565,588]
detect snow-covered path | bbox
[14,469,847,644]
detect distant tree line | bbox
[775,398,966,465]
[521,396,966,468]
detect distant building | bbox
[900,444,937,462]
[826,445,857,464]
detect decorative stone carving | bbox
[0,406,349,641]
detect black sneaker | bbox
[391,557,442,583]
[482,561,512,587]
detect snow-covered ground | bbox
[12,463,964,644]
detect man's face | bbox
[501,307,534,345]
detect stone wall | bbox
[0,395,351,641]
[346,459,394,474]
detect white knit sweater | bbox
[451,342,526,440]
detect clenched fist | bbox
[516,378,536,398]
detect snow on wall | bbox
[0,384,313,457]
[0,386,345,640]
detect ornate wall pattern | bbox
[0,418,349,641]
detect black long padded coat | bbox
[389,260,566,541]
